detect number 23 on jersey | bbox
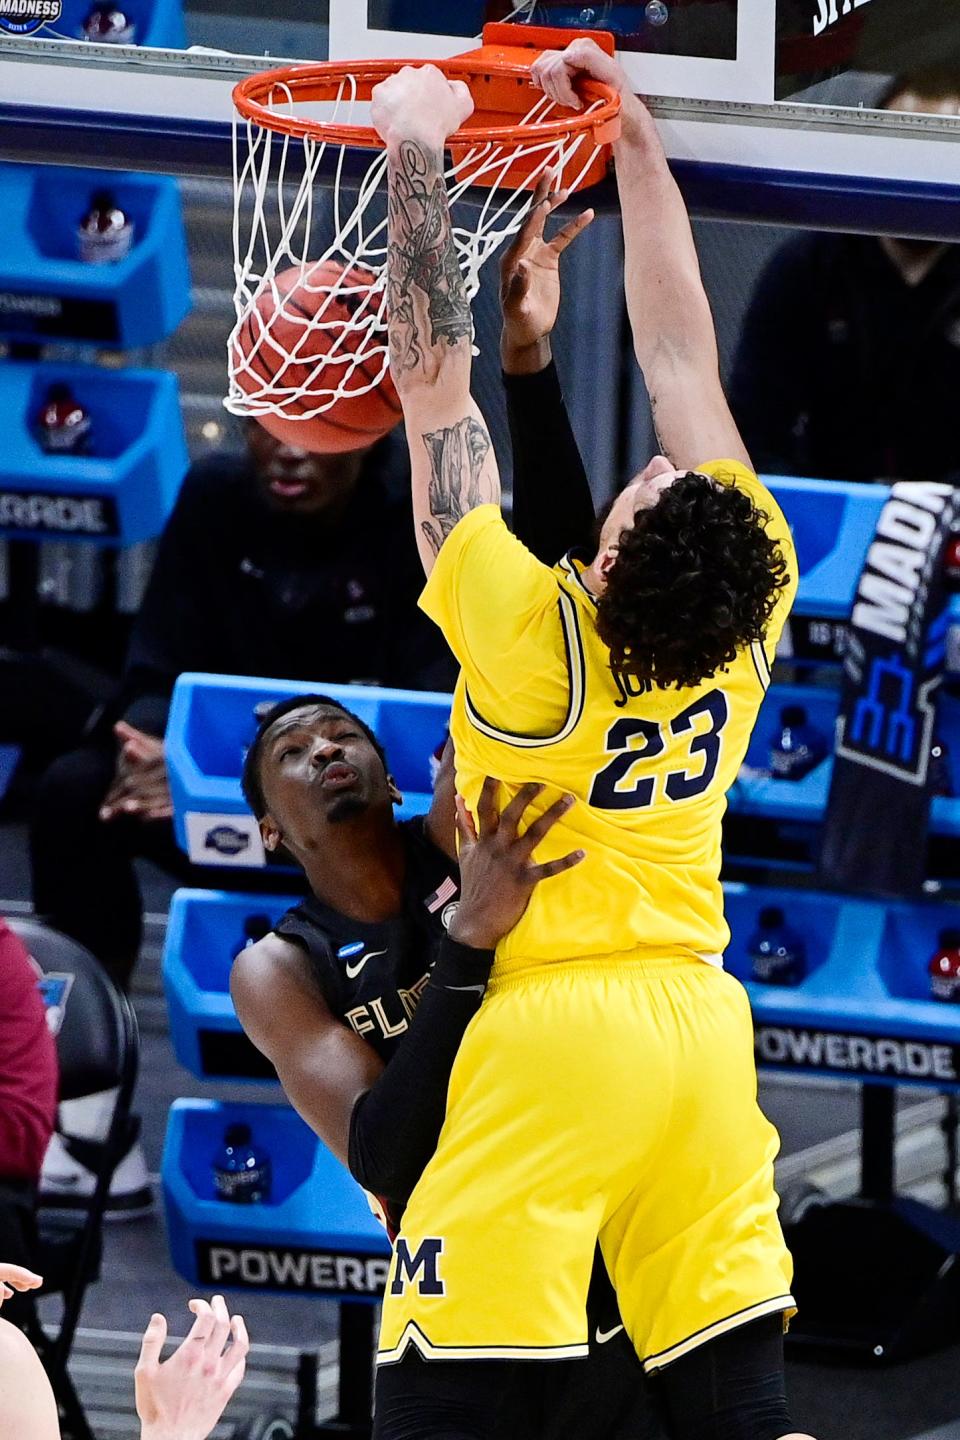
[588,690,729,811]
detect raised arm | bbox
[533,40,751,473]
[500,177,598,563]
[371,66,500,575]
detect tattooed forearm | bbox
[387,139,472,377]
[419,416,496,556]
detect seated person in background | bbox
[31,417,455,1000]
[0,920,58,1331]
[0,1267,248,1440]
[729,66,960,483]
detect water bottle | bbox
[769,705,826,781]
[81,6,137,43]
[929,928,960,1003]
[747,906,806,986]
[78,189,134,264]
[35,383,92,456]
[212,1123,272,1204]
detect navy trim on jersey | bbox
[749,643,768,693]
[750,639,772,693]
[464,589,586,748]
[558,553,598,608]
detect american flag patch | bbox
[426,876,457,913]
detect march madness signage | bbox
[755,1023,960,1087]
[0,0,61,35]
[818,481,960,897]
[196,1239,390,1298]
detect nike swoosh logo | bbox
[443,984,486,995]
[595,1325,624,1345]
[345,948,387,979]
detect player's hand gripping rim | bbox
[531,36,630,111]
[449,778,585,952]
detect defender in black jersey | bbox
[232,692,661,1440]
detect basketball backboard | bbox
[329,0,959,105]
[0,0,957,240]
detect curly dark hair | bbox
[596,472,790,691]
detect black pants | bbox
[373,1316,794,1440]
[30,743,303,989]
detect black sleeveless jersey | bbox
[273,817,460,1062]
[273,821,658,1440]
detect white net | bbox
[226,72,607,427]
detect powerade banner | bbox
[196,1240,390,1297]
[818,481,960,897]
[0,490,119,538]
[755,1023,960,1085]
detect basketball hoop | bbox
[226,24,621,433]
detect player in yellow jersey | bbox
[369,37,816,1440]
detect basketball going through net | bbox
[226,24,621,448]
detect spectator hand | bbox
[135,1296,249,1440]
[500,174,594,372]
[0,1263,42,1308]
[449,778,584,951]
[99,721,173,823]
[371,64,473,149]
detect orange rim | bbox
[232,57,621,151]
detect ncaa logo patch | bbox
[338,941,365,959]
[0,0,62,34]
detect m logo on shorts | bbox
[390,1237,445,1297]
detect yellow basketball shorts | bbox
[377,952,795,1372]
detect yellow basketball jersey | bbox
[420,461,798,972]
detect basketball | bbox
[233,259,402,454]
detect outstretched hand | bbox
[135,1295,249,1440]
[449,778,585,951]
[500,174,594,368]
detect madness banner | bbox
[818,481,960,897]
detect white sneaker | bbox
[41,1131,153,1220]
